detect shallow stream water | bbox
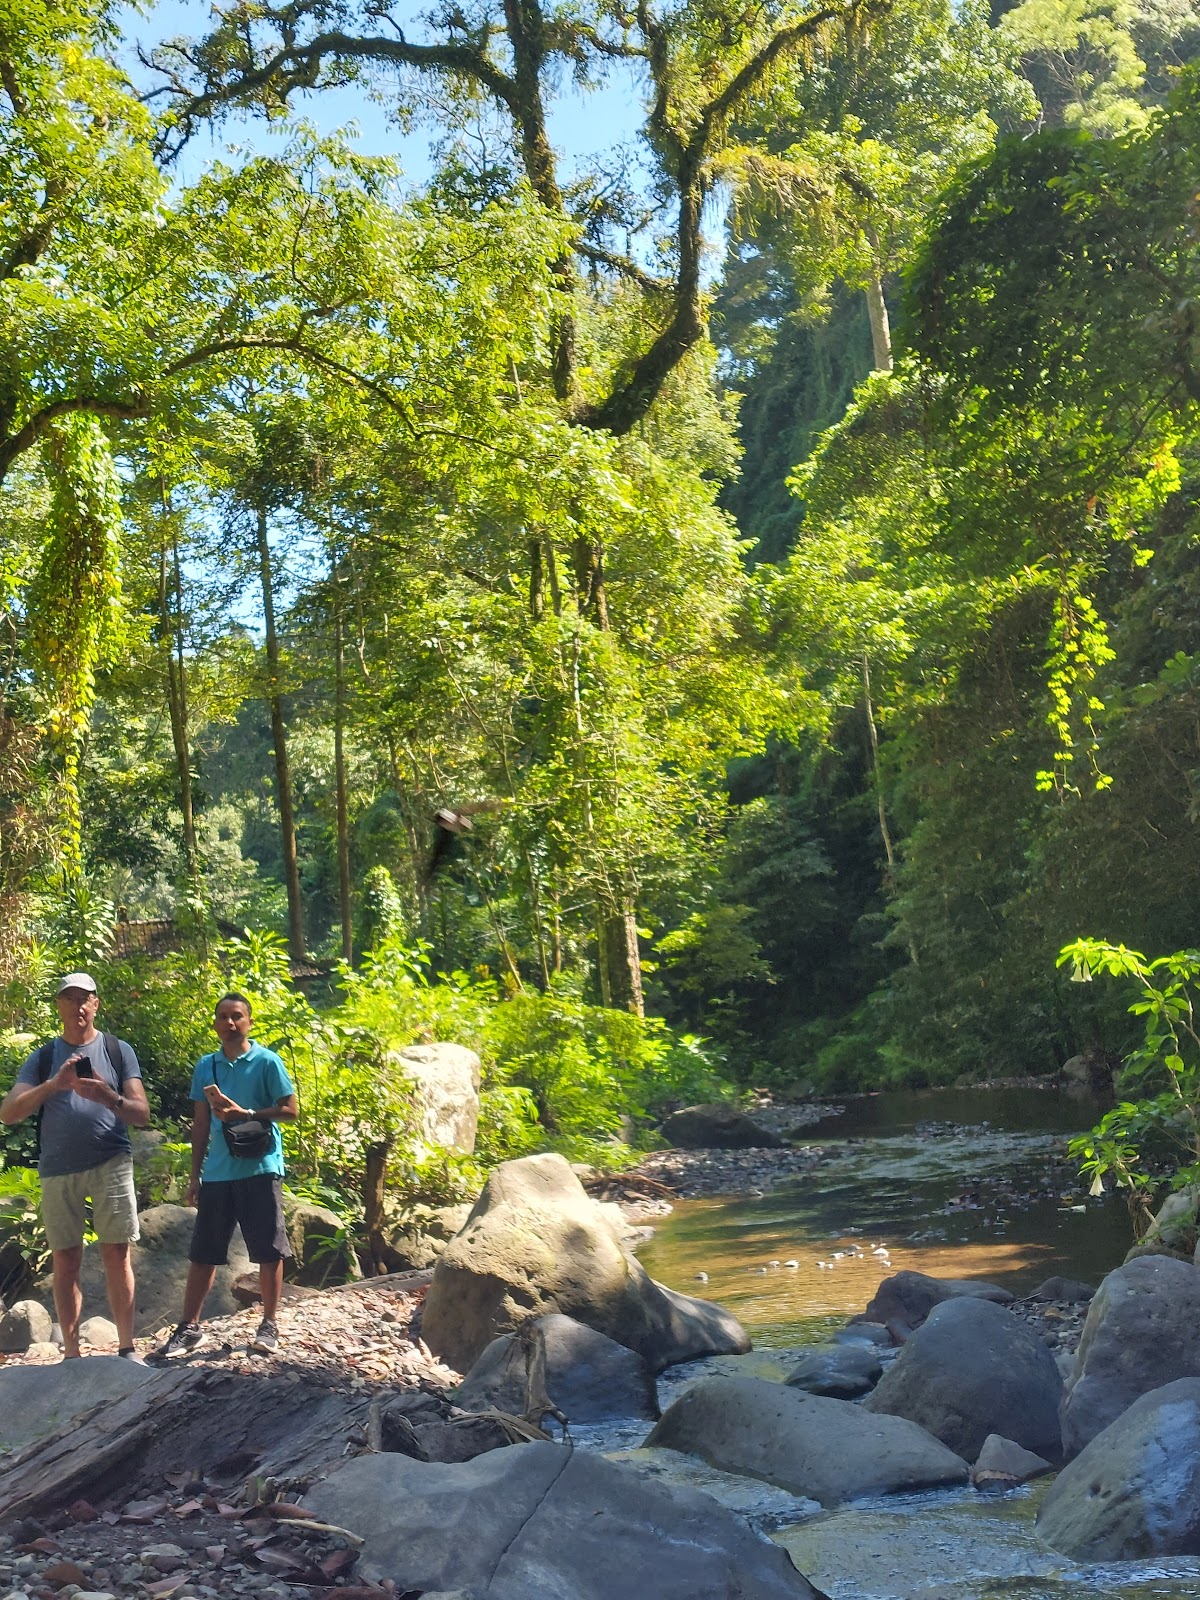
[590,1088,1200,1599]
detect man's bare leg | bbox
[259,1258,283,1323]
[51,1246,84,1358]
[99,1242,136,1349]
[181,1261,217,1325]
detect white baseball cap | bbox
[55,972,98,996]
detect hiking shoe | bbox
[161,1322,204,1358]
[249,1319,280,1354]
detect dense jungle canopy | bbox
[5,0,1200,1175]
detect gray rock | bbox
[282,1199,360,1288]
[392,1043,481,1153]
[421,1154,749,1374]
[644,1373,969,1505]
[784,1343,882,1398]
[377,1202,473,1272]
[303,1442,820,1598]
[1038,1377,1200,1558]
[862,1270,1014,1341]
[661,1104,785,1150]
[79,1315,119,1348]
[1031,1277,1095,1303]
[38,1204,250,1337]
[971,1433,1053,1485]
[863,1296,1062,1463]
[0,1358,158,1454]
[455,1313,658,1422]
[0,1299,52,1353]
[1138,1185,1200,1258]
[836,1321,892,1347]
[1060,1255,1200,1458]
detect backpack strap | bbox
[35,1042,54,1083]
[102,1032,125,1091]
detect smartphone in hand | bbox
[74,1059,94,1079]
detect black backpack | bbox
[33,1033,126,1159]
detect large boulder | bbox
[862,1296,1063,1463]
[420,1154,749,1374]
[52,1204,251,1336]
[859,1271,1013,1342]
[303,1442,822,1599]
[0,1358,159,1455]
[1060,1254,1200,1458]
[1038,1378,1200,1559]
[392,1043,481,1153]
[1135,1185,1200,1260]
[661,1104,785,1150]
[455,1313,658,1423]
[283,1198,362,1287]
[784,1343,882,1399]
[644,1374,969,1506]
[377,1201,473,1272]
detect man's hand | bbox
[51,1054,87,1093]
[185,1179,201,1208]
[204,1086,250,1122]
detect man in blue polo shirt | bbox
[162,992,297,1356]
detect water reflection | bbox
[638,1089,1132,1345]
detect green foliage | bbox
[1060,938,1200,1226]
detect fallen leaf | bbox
[26,1538,60,1554]
[319,1548,357,1580]
[66,1498,98,1522]
[174,1499,204,1517]
[121,1498,168,1522]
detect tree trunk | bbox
[364,1140,389,1276]
[254,505,306,960]
[864,268,893,373]
[334,594,353,964]
[158,516,198,882]
[600,901,644,1015]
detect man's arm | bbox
[0,1055,84,1125]
[186,1097,212,1207]
[253,1094,299,1123]
[70,1072,151,1128]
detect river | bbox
[610,1087,1200,1600]
[638,1087,1133,1345]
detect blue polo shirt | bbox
[190,1044,294,1184]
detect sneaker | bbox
[249,1319,279,1354]
[161,1322,204,1358]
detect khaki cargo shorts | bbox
[40,1154,139,1251]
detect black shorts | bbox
[189,1175,292,1266]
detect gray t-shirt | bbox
[16,1034,142,1178]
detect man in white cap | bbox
[0,973,150,1359]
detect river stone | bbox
[862,1296,1063,1463]
[420,1154,750,1374]
[971,1433,1053,1486]
[378,1202,473,1272]
[1060,1254,1200,1459]
[1038,1377,1200,1558]
[1138,1185,1200,1258]
[0,1299,52,1352]
[784,1343,882,1398]
[836,1321,892,1347]
[79,1315,119,1348]
[283,1198,361,1287]
[0,1357,158,1454]
[861,1270,1014,1341]
[303,1442,820,1598]
[660,1104,785,1150]
[391,1043,481,1153]
[1031,1277,1095,1303]
[644,1374,969,1505]
[454,1313,658,1422]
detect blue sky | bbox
[118,0,650,192]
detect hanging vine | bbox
[26,415,126,871]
